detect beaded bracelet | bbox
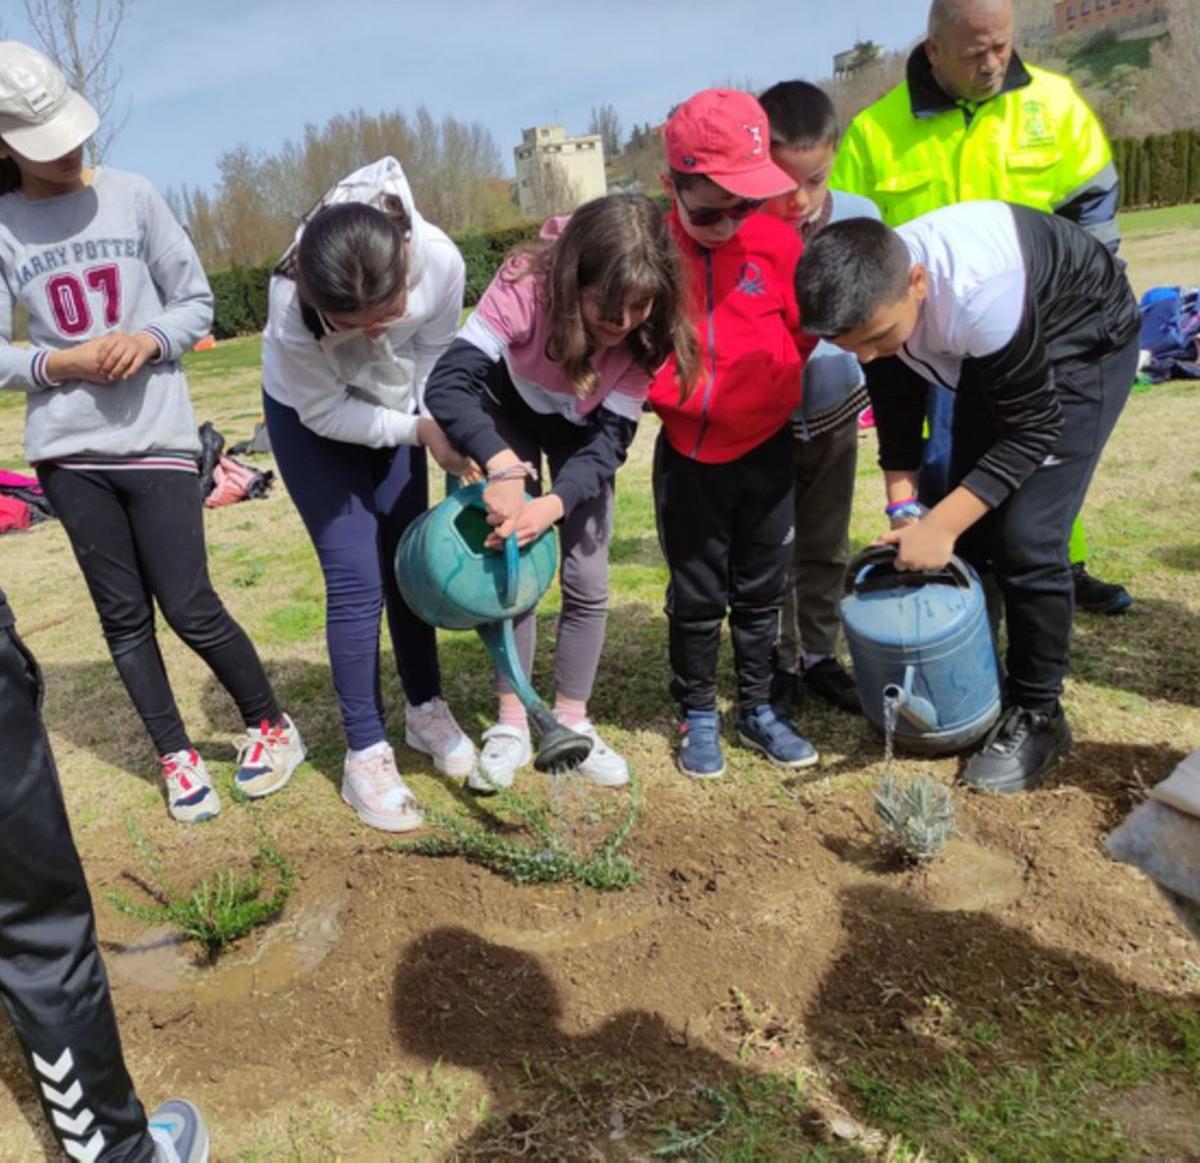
[487,461,538,483]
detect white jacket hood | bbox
[279,156,433,290]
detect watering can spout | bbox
[882,666,940,734]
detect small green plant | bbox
[874,774,955,864]
[107,814,295,959]
[651,1085,732,1157]
[396,768,640,890]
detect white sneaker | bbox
[159,749,220,823]
[341,744,424,832]
[234,713,306,798]
[468,723,532,793]
[405,697,477,777]
[570,719,630,787]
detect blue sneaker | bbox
[677,708,725,779]
[149,1097,209,1162]
[738,704,819,769]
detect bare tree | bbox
[587,103,621,159]
[22,0,133,162]
[523,157,578,219]
[1115,3,1200,136]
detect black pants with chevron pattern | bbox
[0,621,153,1161]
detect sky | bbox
[8,0,932,200]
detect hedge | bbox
[206,220,542,339]
[1113,129,1200,211]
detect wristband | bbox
[885,497,919,516]
[886,501,926,522]
[487,460,537,483]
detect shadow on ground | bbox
[391,925,824,1159]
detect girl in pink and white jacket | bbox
[425,194,698,792]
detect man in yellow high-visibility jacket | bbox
[833,0,1132,615]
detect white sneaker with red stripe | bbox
[234,713,306,798]
[159,749,220,823]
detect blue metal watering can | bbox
[395,481,592,777]
[841,545,1001,756]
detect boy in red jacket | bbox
[649,88,819,779]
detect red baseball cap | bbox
[665,88,795,200]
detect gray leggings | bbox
[494,422,614,704]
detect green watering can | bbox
[394,481,592,777]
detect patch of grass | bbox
[265,600,325,642]
[1066,31,1164,86]
[845,1003,1200,1161]
[181,335,264,379]
[397,768,641,889]
[1119,202,1200,239]
[370,1065,467,1135]
[107,813,295,959]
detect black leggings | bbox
[37,465,280,756]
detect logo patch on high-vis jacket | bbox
[1019,99,1055,148]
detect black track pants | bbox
[0,623,154,1161]
[653,425,795,713]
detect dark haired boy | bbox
[794,201,1139,792]
[758,79,879,716]
[647,88,818,779]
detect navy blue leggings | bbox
[264,393,440,751]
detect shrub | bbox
[454,220,543,305]
[397,768,641,889]
[874,774,956,864]
[107,814,296,959]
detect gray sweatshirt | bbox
[0,167,213,462]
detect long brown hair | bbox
[515,193,700,399]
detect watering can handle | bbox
[502,534,520,608]
[453,477,522,608]
[844,544,974,595]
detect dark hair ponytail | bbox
[286,197,411,317]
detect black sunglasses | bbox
[676,186,765,228]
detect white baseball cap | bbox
[0,41,98,163]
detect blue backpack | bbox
[1140,286,1200,383]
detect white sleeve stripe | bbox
[457,312,506,362]
[600,390,644,421]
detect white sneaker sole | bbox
[678,758,726,780]
[340,782,424,833]
[577,762,630,788]
[467,768,517,794]
[737,731,820,769]
[405,729,477,778]
[168,791,221,823]
[236,743,307,799]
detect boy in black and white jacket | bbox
[795,200,1139,793]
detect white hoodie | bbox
[262,157,465,447]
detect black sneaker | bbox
[962,704,1072,794]
[802,658,862,714]
[1072,562,1133,615]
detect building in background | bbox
[1054,0,1170,38]
[514,125,606,217]
[833,40,883,78]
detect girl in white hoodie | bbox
[263,157,474,833]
